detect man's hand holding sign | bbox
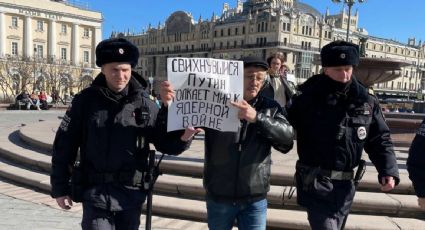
[164,57,244,133]
[160,80,203,141]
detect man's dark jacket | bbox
[287,74,400,183]
[50,72,188,211]
[203,95,294,203]
[407,118,425,197]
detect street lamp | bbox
[332,0,365,41]
[148,75,154,95]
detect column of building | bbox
[72,23,79,65]
[48,19,56,61]
[24,16,32,57]
[93,26,102,68]
[0,11,5,57]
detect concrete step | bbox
[155,174,425,219]
[160,155,415,195]
[0,159,423,230]
[0,125,423,219]
[17,121,415,195]
[0,128,51,173]
[1,119,423,229]
[0,134,421,220]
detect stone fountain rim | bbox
[357,57,412,68]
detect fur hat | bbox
[240,56,269,70]
[321,41,359,67]
[95,38,139,68]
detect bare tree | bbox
[0,55,35,101]
[0,55,97,103]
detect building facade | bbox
[117,0,424,100]
[0,0,102,100]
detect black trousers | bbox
[297,179,356,230]
[307,208,346,230]
[81,203,142,230]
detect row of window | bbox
[301,26,313,36]
[10,16,90,37]
[214,26,246,37]
[10,42,90,62]
[377,81,421,91]
[148,40,249,53]
[366,42,418,56]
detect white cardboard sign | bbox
[167,57,243,132]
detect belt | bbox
[320,169,354,180]
[87,172,136,185]
[296,161,354,180]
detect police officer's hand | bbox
[380,176,395,192]
[181,127,203,142]
[160,81,174,107]
[417,197,425,210]
[56,196,73,210]
[230,100,257,123]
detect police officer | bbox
[407,118,425,210]
[50,38,188,230]
[287,40,400,230]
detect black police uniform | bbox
[51,72,188,229]
[286,41,400,230]
[407,118,425,197]
[287,74,400,229]
[50,38,188,230]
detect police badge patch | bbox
[417,123,425,137]
[357,126,367,140]
[59,114,71,132]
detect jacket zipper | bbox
[233,98,258,201]
[234,120,246,202]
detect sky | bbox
[85,0,425,45]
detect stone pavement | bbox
[0,179,82,230]
[0,178,210,230]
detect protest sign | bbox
[167,57,243,132]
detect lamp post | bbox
[148,75,154,96]
[332,0,365,41]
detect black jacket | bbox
[407,118,425,197]
[50,72,188,210]
[287,74,399,184]
[203,95,294,203]
[261,73,296,106]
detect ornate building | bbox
[117,0,424,100]
[0,0,102,100]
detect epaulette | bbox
[367,87,374,96]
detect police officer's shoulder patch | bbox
[59,114,71,131]
[417,122,425,137]
[367,87,375,96]
[362,102,372,115]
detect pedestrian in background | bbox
[160,56,294,230]
[262,52,296,107]
[286,40,400,230]
[50,38,189,230]
[407,117,425,210]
